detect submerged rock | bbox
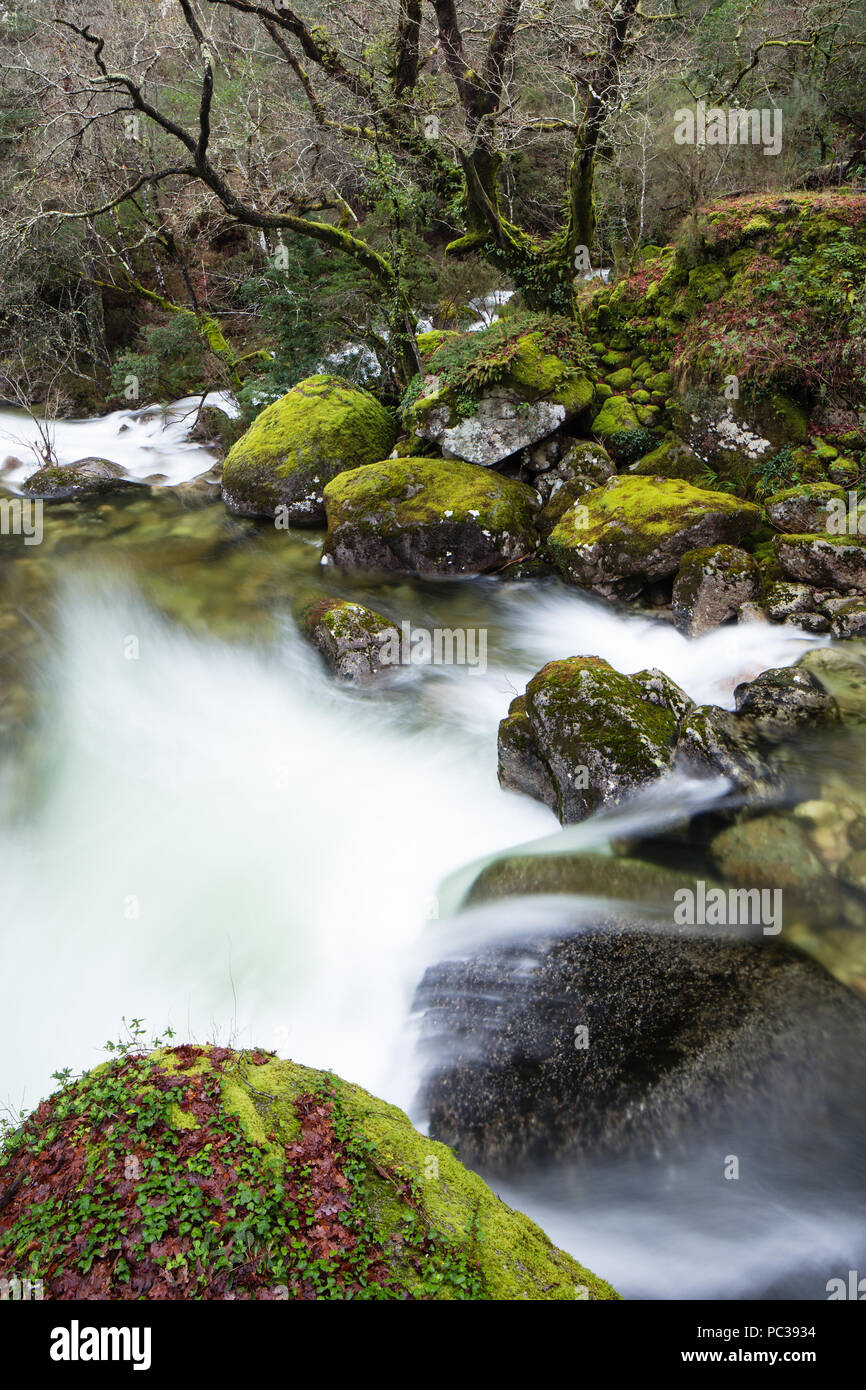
[302,598,400,686]
[0,1044,616,1300]
[710,813,843,928]
[221,375,396,525]
[321,456,539,577]
[546,476,761,594]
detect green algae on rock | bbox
[221,374,396,526]
[498,657,681,823]
[23,457,140,500]
[546,476,761,594]
[0,1044,617,1301]
[302,597,400,686]
[322,456,540,577]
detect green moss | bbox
[1,1045,618,1301]
[221,374,396,522]
[591,394,640,437]
[323,456,538,533]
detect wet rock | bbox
[764,581,818,620]
[733,666,839,739]
[675,704,778,798]
[796,644,866,723]
[546,476,761,594]
[416,919,866,1171]
[672,544,761,635]
[828,599,866,639]
[497,657,680,824]
[301,598,400,687]
[23,457,138,500]
[710,813,843,927]
[321,456,539,577]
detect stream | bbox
[0,401,861,1301]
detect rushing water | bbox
[0,402,858,1300]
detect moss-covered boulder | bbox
[402,314,595,467]
[629,433,704,480]
[672,544,761,635]
[0,1044,617,1301]
[24,457,138,500]
[221,375,396,526]
[498,657,681,823]
[774,533,866,591]
[546,476,761,594]
[322,456,539,577]
[301,598,400,686]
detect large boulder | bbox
[416,916,866,1172]
[221,375,396,525]
[402,318,595,467]
[672,544,761,635]
[773,533,866,591]
[321,456,539,577]
[545,476,761,594]
[0,1044,616,1300]
[497,658,681,823]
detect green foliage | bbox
[605,427,656,465]
[110,315,208,403]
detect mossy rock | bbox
[774,533,866,591]
[322,456,540,577]
[765,482,848,534]
[23,458,139,501]
[402,315,595,467]
[546,476,761,592]
[630,433,704,480]
[606,367,633,391]
[672,544,761,635]
[590,393,640,441]
[415,329,461,357]
[498,657,681,823]
[301,598,401,686]
[0,1045,617,1300]
[221,374,396,526]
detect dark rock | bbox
[672,544,761,635]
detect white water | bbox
[0,392,235,490]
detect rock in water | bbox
[24,457,138,499]
[301,598,400,686]
[416,913,866,1175]
[322,456,539,577]
[221,374,396,525]
[672,545,761,635]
